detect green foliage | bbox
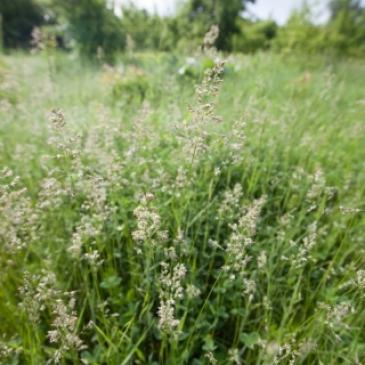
[274,7,325,54]
[232,19,277,53]
[177,0,255,51]
[177,56,217,79]
[0,0,44,48]
[1,0,364,58]
[0,51,365,364]
[121,6,174,51]
[56,0,125,61]
[327,0,365,55]
[106,65,150,103]
[0,58,18,105]
[274,2,365,56]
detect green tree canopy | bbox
[0,0,44,48]
[327,0,365,54]
[55,0,125,61]
[178,0,255,51]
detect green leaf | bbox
[203,335,216,352]
[100,275,121,289]
[240,332,261,349]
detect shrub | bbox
[101,64,149,103]
[232,20,278,53]
[0,0,44,48]
[57,0,125,61]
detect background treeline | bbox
[0,0,364,59]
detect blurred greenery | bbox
[0,48,364,365]
[0,0,44,48]
[0,0,364,58]
[0,1,365,364]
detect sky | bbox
[246,0,330,24]
[117,0,332,24]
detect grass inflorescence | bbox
[0,45,364,365]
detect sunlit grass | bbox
[0,50,364,364]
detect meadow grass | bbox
[0,50,364,364]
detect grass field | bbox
[0,50,365,364]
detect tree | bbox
[121,5,168,50]
[0,0,44,48]
[327,0,365,54]
[232,19,277,53]
[329,0,363,17]
[56,0,125,61]
[178,0,255,51]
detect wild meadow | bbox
[0,42,365,364]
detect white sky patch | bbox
[113,0,364,24]
[246,0,331,24]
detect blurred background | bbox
[0,0,364,61]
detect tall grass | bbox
[0,48,364,364]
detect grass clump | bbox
[0,46,364,365]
